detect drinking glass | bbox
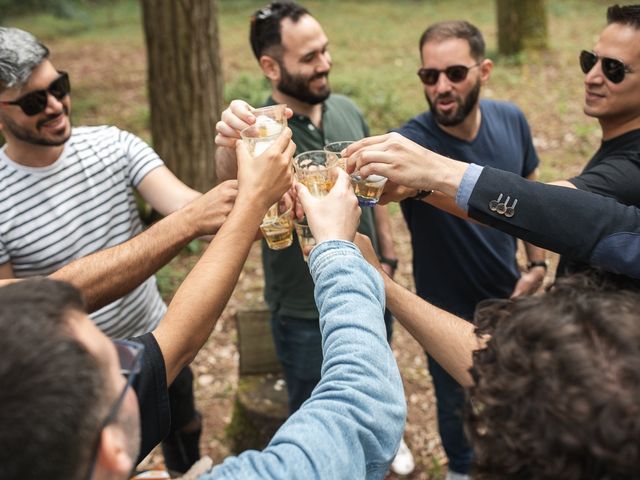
[241,104,288,221]
[325,140,388,206]
[351,174,388,206]
[294,216,316,261]
[292,150,339,197]
[323,140,354,169]
[260,200,294,250]
[251,104,287,130]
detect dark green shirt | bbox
[263,94,379,318]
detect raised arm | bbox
[354,233,482,388]
[214,99,294,182]
[466,167,640,278]
[214,99,257,181]
[346,134,640,279]
[152,129,295,385]
[205,170,405,479]
[3,181,236,312]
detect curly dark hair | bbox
[466,273,640,479]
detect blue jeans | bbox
[427,354,473,474]
[271,307,394,414]
[270,313,324,414]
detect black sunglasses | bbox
[417,63,480,86]
[0,71,70,116]
[579,50,632,84]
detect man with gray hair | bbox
[0,27,237,474]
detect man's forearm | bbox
[152,196,263,384]
[215,146,238,182]
[384,274,482,387]
[373,205,397,260]
[205,242,406,479]
[466,167,640,278]
[50,207,199,313]
[430,153,470,198]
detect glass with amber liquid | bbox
[241,105,288,222]
[324,140,353,170]
[294,216,316,261]
[293,150,339,197]
[260,200,294,250]
[351,174,388,206]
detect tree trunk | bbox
[140,0,224,191]
[497,0,548,56]
[227,306,288,453]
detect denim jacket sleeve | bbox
[202,240,406,480]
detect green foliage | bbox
[3,0,608,186]
[224,74,271,106]
[426,456,445,479]
[3,0,141,39]
[0,0,94,24]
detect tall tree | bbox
[141,0,224,191]
[497,0,548,56]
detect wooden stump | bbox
[226,306,288,453]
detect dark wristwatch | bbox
[379,256,399,271]
[413,189,433,200]
[526,260,548,272]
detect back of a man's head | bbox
[249,1,310,61]
[0,27,49,93]
[466,273,640,479]
[607,4,640,29]
[0,279,106,480]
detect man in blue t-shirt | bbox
[395,21,546,480]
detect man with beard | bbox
[393,21,545,480]
[0,27,239,474]
[537,4,640,279]
[0,165,407,480]
[214,1,411,474]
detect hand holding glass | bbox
[324,141,387,206]
[240,104,288,223]
[293,150,340,197]
[260,197,294,250]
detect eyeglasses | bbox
[84,340,145,480]
[417,63,480,86]
[579,50,633,84]
[103,340,144,424]
[0,71,70,116]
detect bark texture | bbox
[141,0,224,190]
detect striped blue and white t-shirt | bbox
[0,125,167,338]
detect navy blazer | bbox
[467,167,640,279]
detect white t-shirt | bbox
[0,125,167,338]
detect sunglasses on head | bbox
[417,63,480,86]
[0,71,70,116]
[579,50,632,84]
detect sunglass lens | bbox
[418,69,439,86]
[19,91,48,116]
[602,58,625,84]
[580,50,597,74]
[49,73,70,100]
[445,66,469,83]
